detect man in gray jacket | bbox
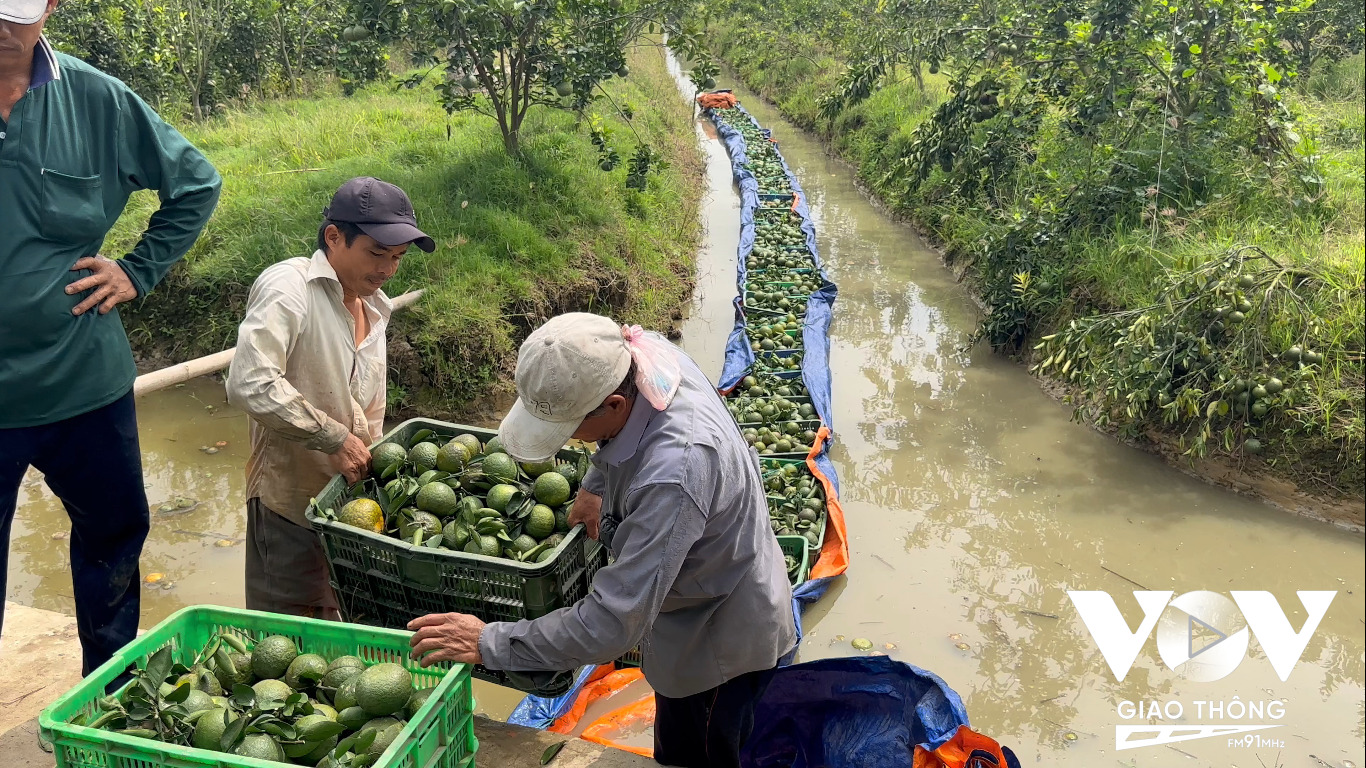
[408,312,796,767]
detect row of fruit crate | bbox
[707,105,833,570]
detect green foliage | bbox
[357,0,711,160]
[1033,247,1359,470]
[709,0,1364,489]
[688,59,720,91]
[46,0,389,117]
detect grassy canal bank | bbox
[707,23,1365,507]
[104,43,704,419]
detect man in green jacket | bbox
[0,0,222,674]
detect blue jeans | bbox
[0,390,149,676]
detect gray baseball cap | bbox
[0,0,47,24]
[498,313,632,462]
[324,177,435,253]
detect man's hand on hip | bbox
[67,256,138,316]
[408,613,486,666]
[328,433,371,484]
[569,489,603,540]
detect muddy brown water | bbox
[4,57,1362,764]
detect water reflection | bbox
[9,378,250,621]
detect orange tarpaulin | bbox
[580,693,657,758]
[547,664,625,733]
[697,91,739,110]
[805,425,849,580]
[913,726,1019,768]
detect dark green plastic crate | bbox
[306,418,607,693]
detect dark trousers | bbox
[654,667,770,768]
[244,500,340,620]
[0,391,149,676]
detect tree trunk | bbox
[502,126,520,154]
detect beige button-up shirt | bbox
[226,250,389,526]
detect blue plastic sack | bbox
[743,656,1022,768]
[505,664,603,728]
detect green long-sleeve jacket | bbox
[0,42,221,428]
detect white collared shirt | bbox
[226,250,390,525]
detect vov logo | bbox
[1067,590,1337,752]
[1068,590,1335,682]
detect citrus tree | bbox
[48,0,388,115]
[880,0,1320,351]
[352,0,711,155]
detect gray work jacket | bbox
[479,347,797,698]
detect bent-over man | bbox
[407,312,796,768]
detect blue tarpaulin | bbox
[714,110,758,391]
[505,664,602,729]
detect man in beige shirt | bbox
[226,177,433,618]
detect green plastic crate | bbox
[725,380,811,400]
[768,494,827,555]
[758,193,794,204]
[748,265,814,276]
[746,418,821,461]
[307,419,599,625]
[307,419,607,695]
[762,458,827,554]
[751,351,805,380]
[726,393,814,412]
[737,416,821,432]
[742,290,808,319]
[39,605,477,768]
[779,535,811,586]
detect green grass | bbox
[711,27,1365,495]
[112,43,703,416]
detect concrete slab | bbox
[0,602,85,737]
[0,716,654,768]
[0,719,55,768]
[471,717,653,767]
[0,602,654,767]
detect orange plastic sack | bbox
[548,665,643,733]
[697,91,739,110]
[913,725,1018,768]
[805,425,849,579]
[580,694,656,757]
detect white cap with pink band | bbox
[498,313,683,462]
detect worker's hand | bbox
[569,490,603,540]
[67,256,138,316]
[328,433,371,485]
[408,612,486,667]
